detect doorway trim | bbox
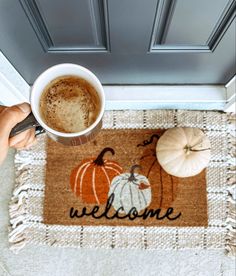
[224,76,236,112]
[0,51,30,105]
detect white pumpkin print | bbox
[108,165,152,214]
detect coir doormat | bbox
[44,129,207,227]
[9,110,236,256]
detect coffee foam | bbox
[40,76,100,133]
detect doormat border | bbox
[8,110,236,256]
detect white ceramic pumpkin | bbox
[156,127,211,177]
[108,165,151,214]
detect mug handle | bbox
[9,112,45,138]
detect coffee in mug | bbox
[39,75,101,133]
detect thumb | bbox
[0,103,31,139]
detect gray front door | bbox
[0,0,235,84]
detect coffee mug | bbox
[9,63,105,146]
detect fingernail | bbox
[17,103,31,113]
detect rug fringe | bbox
[226,114,236,257]
[8,151,31,254]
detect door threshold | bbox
[104,85,226,110]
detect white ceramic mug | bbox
[10,63,105,146]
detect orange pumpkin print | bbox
[70,147,123,204]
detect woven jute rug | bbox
[9,110,236,256]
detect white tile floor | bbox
[0,150,235,276]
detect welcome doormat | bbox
[9,110,236,256]
[44,129,207,227]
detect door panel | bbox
[161,0,229,45]
[36,0,103,47]
[0,0,235,84]
[21,0,109,51]
[150,0,235,52]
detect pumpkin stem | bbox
[128,164,141,182]
[137,134,160,147]
[184,145,211,154]
[190,148,211,152]
[93,147,115,166]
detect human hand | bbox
[0,103,37,165]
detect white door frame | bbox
[0,51,235,112]
[0,52,30,105]
[224,76,236,113]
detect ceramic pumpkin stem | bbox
[93,147,115,166]
[128,165,141,182]
[184,145,211,154]
[189,148,211,152]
